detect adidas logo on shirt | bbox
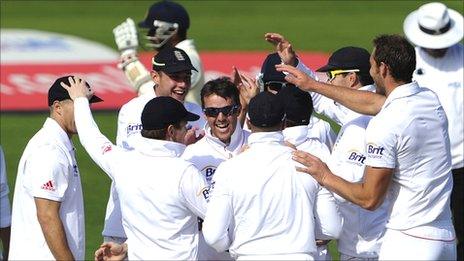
[41,180,56,191]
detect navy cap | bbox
[139,1,190,30]
[248,92,285,128]
[260,52,286,83]
[152,46,197,74]
[48,76,103,106]
[141,96,199,130]
[277,86,313,125]
[317,47,371,73]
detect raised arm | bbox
[276,64,385,115]
[61,77,119,177]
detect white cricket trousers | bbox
[379,228,456,260]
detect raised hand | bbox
[236,69,260,108]
[113,18,138,56]
[275,64,318,92]
[264,32,297,66]
[60,76,93,101]
[292,150,332,186]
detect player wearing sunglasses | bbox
[182,77,251,260]
[265,33,375,127]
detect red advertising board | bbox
[1,51,328,111]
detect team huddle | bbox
[2,1,463,260]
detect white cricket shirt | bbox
[183,123,249,261]
[0,146,11,228]
[307,116,337,151]
[202,132,342,259]
[330,115,389,258]
[282,126,343,250]
[74,98,209,260]
[9,118,85,260]
[365,82,454,236]
[102,90,206,239]
[182,122,250,185]
[413,44,463,169]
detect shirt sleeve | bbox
[0,146,11,228]
[202,165,232,253]
[314,187,343,239]
[364,117,397,169]
[74,97,122,179]
[179,164,209,219]
[25,145,70,202]
[115,106,127,148]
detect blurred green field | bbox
[1,0,463,259]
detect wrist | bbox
[121,48,137,58]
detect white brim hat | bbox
[403,2,463,49]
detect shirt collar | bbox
[360,84,376,92]
[204,122,246,150]
[282,125,308,147]
[382,82,421,110]
[248,131,284,146]
[43,117,74,152]
[135,137,186,157]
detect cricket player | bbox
[279,41,388,259]
[256,52,337,150]
[62,77,209,259]
[113,0,204,103]
[202,92,342,260]
[9,76,103,260]
[280,34,456,259]
[404,3,463,257]
[183,77,253,260]
[278,86,342,260]
[102,46,205,244]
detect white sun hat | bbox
[403,2,463,49]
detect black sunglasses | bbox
[264,81,295,92]
[203,105,240,117]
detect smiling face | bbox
[203,94,239,145]
[152,70,191,102]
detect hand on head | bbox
[264,32,297,66]
[60,76,94,101]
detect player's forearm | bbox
[310,81,385,116]
[74,98,115,175]
[322,172,381,210]
[37,209,74,260]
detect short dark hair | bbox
[200,77,241,108]
[141,122,183,140]
[357,72,374,86]
[372,34,416,83]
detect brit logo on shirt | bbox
[126,123,143,136]
[347,150,366,166]
[367,143,385,158]
[201,166,217,183]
